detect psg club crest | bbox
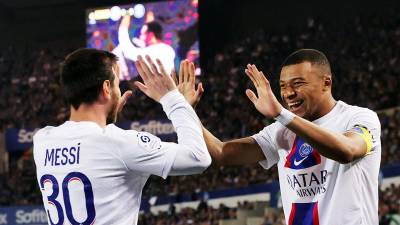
[285,137,321,169]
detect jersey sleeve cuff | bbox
[251,134,279,169]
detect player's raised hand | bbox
[120,15,131,29]
[116,90,133,113]
[172,60,204,107]
[134,55,177,102]
[245,64,282,118]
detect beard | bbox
[106,90,119,125]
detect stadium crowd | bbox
[138,201,287,225]
[379,183,400,225]
[0,12,399,224]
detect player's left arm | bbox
[245,64,379,164]
[285,114,378,163]
[133,56,211,177]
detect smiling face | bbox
[280,61,332,121]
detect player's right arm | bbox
[131,55,211,177]
[202,128,266,166]
[172,60,273,167]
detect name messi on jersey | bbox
[44,143,80,166]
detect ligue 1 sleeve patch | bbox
[348,125,373,154]
[137,132,162,151]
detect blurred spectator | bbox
[379,183,400,225]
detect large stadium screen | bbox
[86,0,199,80]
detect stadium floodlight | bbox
[88,12,95,20]
[133,4,145,18]
[110,6,122,21]
[121,8,127,15]
[128,8,134,16]
[88,12,96,24]
[94,9,111,20]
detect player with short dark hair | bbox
[60,49,117,117]
[179,48,381,225]
[33,48,211,225]
[282,49,331,69]
[146,21,163,40]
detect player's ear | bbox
[101,80,112,101]
[322,75,332,91]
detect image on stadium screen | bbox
[86,0,199,80]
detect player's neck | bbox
[313,95,337,121]
[69,105,107,128]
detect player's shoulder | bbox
[258,120,288,136]
[34,121,103,139]
[338,101,380,126]
[157,42,175,53]
[105,124,162,151]
[33,126,55,140]
[104,124,137,136]
[104,124,156,144]
[338,101,378,117]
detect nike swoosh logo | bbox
[294,156,308,166]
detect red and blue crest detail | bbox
[288,202,320,225]
[284,137,321,170]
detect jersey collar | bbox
[312,101,344,125]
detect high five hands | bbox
[134,55,177,102]
[134,56,281,118]
[171,61,283,117]
[244,64,283,118]
[171,60,204,107]
[134,55,203,107]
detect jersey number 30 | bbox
[40,172,96,225]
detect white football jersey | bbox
[33,90,210,225]
[253,101,381,225]
[34,122,177,225]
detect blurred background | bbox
[0,0,399,224]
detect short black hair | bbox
[60,48,117,110]
[282,49,331,75]
[147,21,163,40]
